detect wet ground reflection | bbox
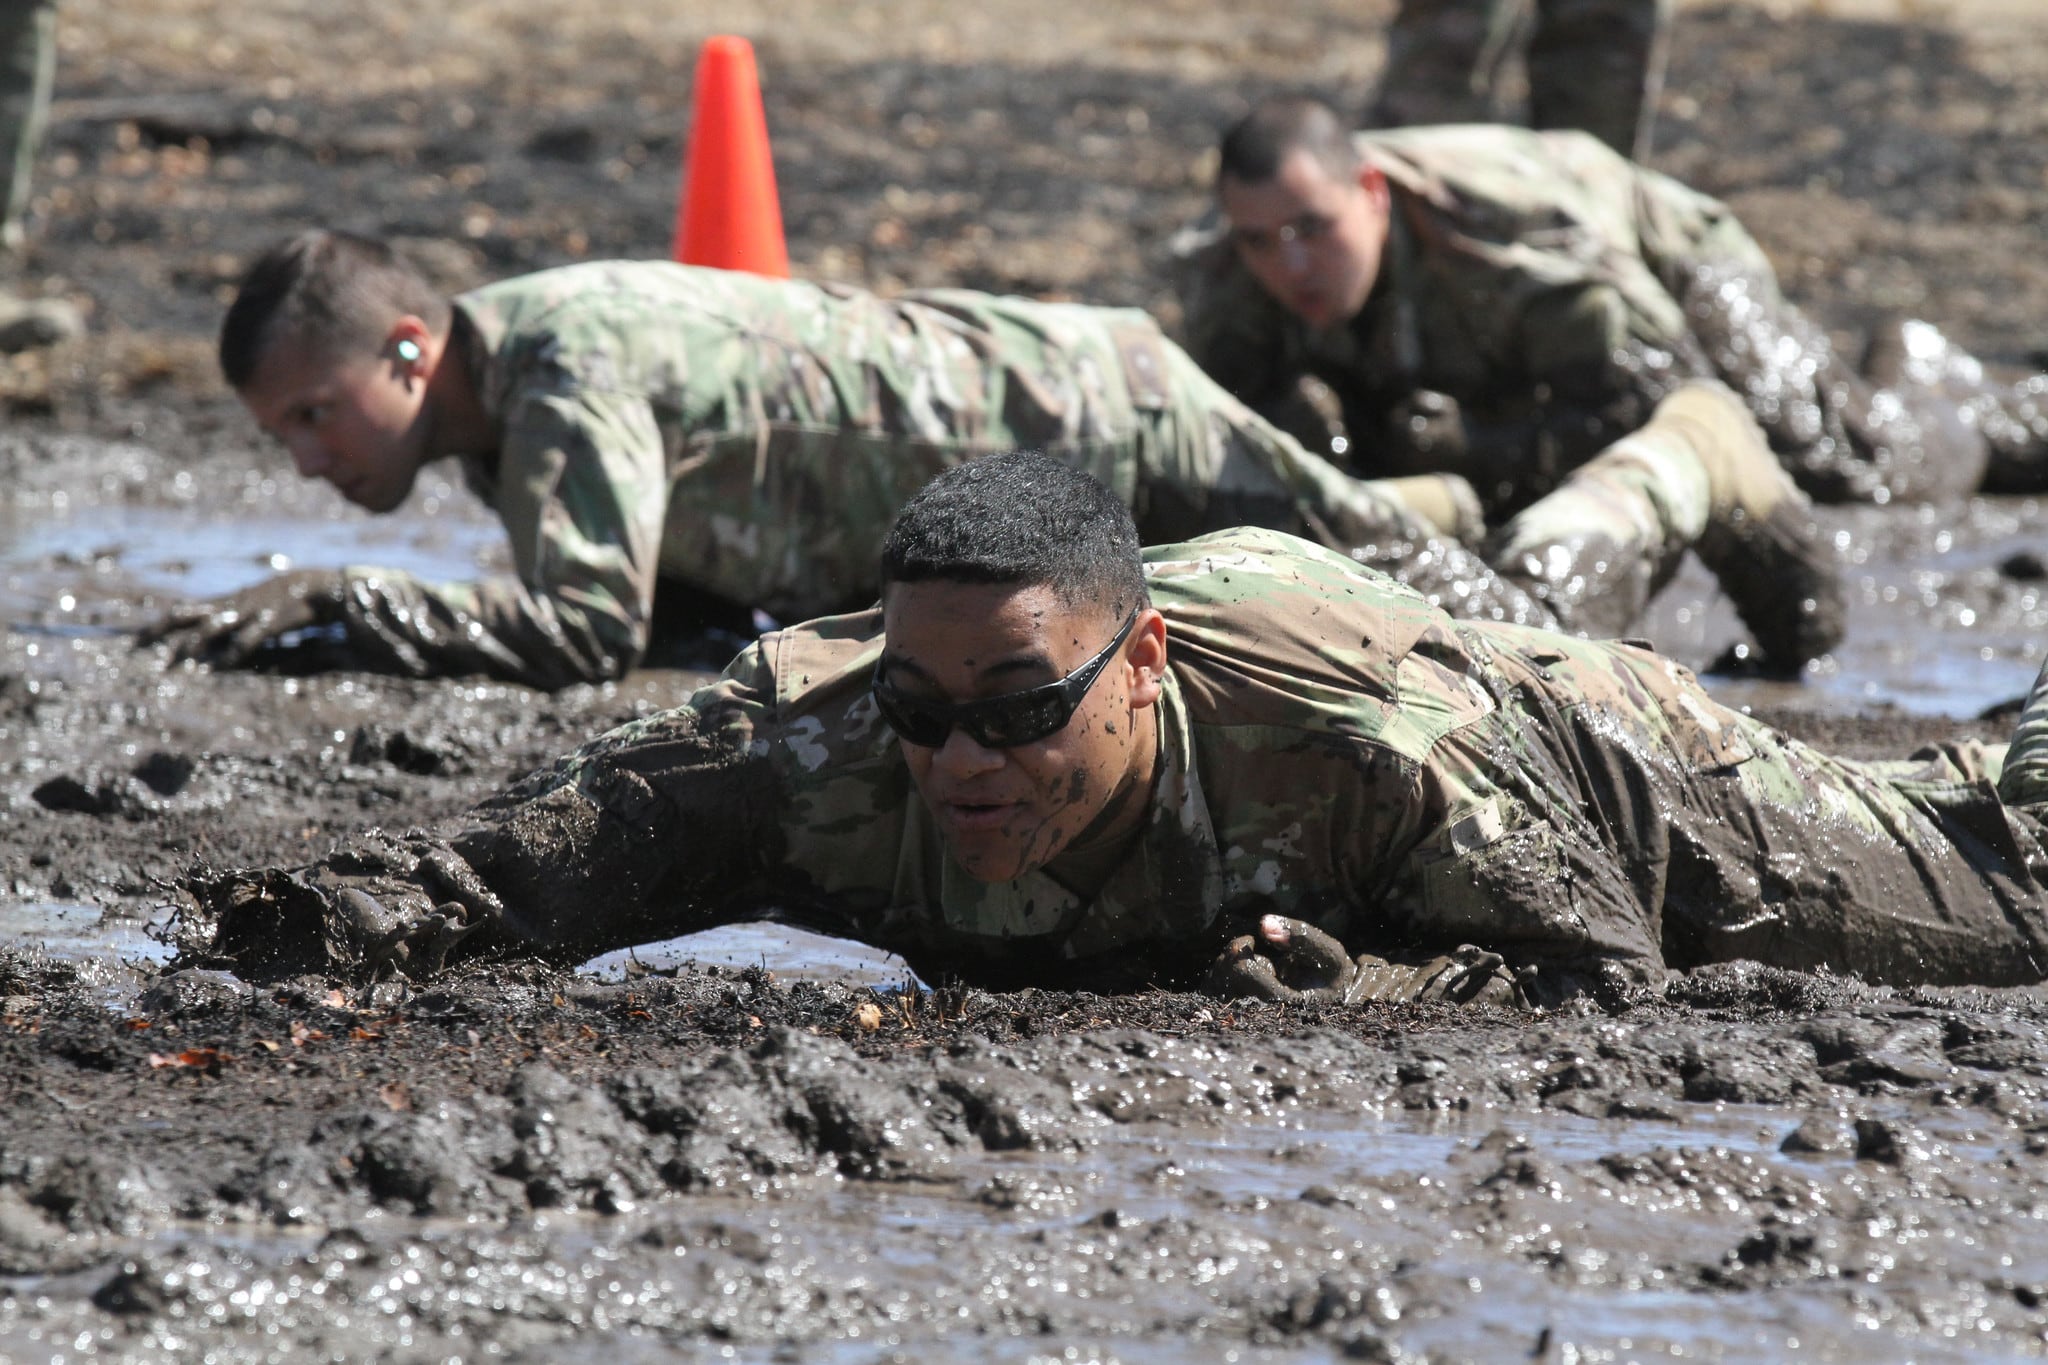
[0,470,507,628]
[5,484,2040,715]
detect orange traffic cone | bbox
[672,35,790,277]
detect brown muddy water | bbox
[8,0,2048,1357]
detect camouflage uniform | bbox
[0,0,80,350]
[255,526,2044,1001]
[315,262,1772,690]
[1180,124,2048,511]
[1370,0,1672,160]
[0,0,51,252]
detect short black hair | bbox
[218,229,451,390]
[1218,95,1362,187]
[880,451,1149,619]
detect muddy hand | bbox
[1416,944,1521,1006]
[1345,943,1524,1006]
[333,883,486,980]
[139,569,348,667]
[1204,914,1359,1002]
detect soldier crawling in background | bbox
[142,229,1840,689]
[1176,95,2048,513]
[191,450,2048,1008]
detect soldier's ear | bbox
[1125,608,1168,710]
[1357,164,1390,213]
[385,316,435,382]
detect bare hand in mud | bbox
[1205,915,1524,1007]
[139,569,349,667]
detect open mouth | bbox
[943,799,1018,832]
[1290,292,1332,322]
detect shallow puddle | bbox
[1640,499,2048,716]
[7,484,2044,715]
[582,925,917,988]
[0,901,173,966]
[0,472,506,627]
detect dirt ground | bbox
[6,0,2048,1359]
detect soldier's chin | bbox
[943,828,1060,885]
[351,478,415,515]
[1287,294,1339,328]
[948,840,1034,884]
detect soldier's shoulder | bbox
[674,609,895,780]
[1145,527,1400,607]
[763,608,886,707]
[1146,530,1483,751]
[1362,125,1629,230]
[1361,123,1559,182]
[459,259,728,325]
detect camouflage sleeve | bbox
[444,648,788,961]
[326,387,671,690]
[1383,782,1664,1005]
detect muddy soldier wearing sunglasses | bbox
[198,446,2048,1007]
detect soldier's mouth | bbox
[1289,291,1335,324]
[941,799,1020,832]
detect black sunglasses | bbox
[871,610,1139,749]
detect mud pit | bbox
[7,0,2048,1358]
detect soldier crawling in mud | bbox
[1176,95,2048,512]
[141,228,1840,690]
[194,444,2048,1008]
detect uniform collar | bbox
[445,304,504,494]
[1349,189,1424,378]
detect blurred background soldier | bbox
[0,0,82,349]
[1368,0,1673,161]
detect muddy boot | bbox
[1975,374,2048,493]
[0,288,79,351]
[1998,658,2048,815]
[1860,317,2048,495]
[1665,382,1846,672]
[1856,317,1997,497]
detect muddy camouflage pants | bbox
[1397,630,2048,998]
[1662,264,2048,506]
[1370,0,1672,160]
[1664,667,2048,986]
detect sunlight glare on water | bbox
[580,924,916,987]
[0,901,174,965]
[0,494,506,622]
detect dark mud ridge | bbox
[3,953,2048,1360]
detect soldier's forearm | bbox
[335,569,636,691]
[452,705,780,960]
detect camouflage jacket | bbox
[1183,125,1774,510]
[452,527,2048,996]
[330,262,1442,690]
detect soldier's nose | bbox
[931,727,1004,778]
[289,438,334,480]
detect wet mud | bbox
[7,0,2048,1359]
